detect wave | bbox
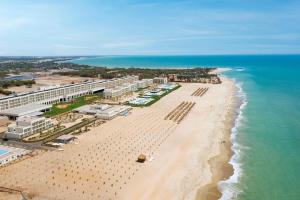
[235,67,245,72]
[218,80,248,200]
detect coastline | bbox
[0,69,237,200]
[195,78,237,200]
[119,77,236,200]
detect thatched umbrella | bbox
[137,154,146,163]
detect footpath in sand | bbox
[0,78,235,200]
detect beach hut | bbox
[137,154,146,163]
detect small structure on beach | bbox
[137,154,146,163]
[54,135,77,144]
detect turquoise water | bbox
[0,148,9,156]
[69,55,300,200]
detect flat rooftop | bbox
[0,103,51,117]
[0,145,29,160]
[56,135,76,141]
[75,104,130,116]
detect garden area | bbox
[128,84,181,107]
[44,95,99,117]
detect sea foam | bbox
[218,80,248,200]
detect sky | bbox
[0,0,300,56]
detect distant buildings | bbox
[5,116,53,139]
[167,74,221,84]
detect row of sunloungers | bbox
[191,87,209,97]
[164,101,196,124]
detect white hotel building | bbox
[103,79,153,99]
[5,116,53,139]
[0,75,139,119]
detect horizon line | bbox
[1,53,300,58]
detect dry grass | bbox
[56,104,70,109]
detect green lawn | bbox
[129,85,181,107]
[44,95,99,117]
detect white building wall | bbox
[0,76,139,111]
[153,77,168,84]
[5,116,53,139]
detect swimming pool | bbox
[0,148,9,156]
[129,97,153,105]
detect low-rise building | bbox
[5,116,53,139]
[153,77,168,84]
[54,135,77,144]
[0,145,30,166]
[103,82,139,99]
[103,87,124,99]
[74,104,131,120]
[135,79,153,89]
[0,75,139,112]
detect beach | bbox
[120,77,236,200]
[0,76,236,200]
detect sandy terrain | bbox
[35,75,97,86]
[0,78,235,200]
[7,75,98,94]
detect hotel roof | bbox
[0,76,137,101]
[0,103,51,117]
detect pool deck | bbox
[0,145,29,166]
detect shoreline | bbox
[0,69,237,200]
[195,79,237,200]
[119,77,236,200]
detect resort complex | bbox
[1,0,298,198]
[0,67,233,200]
[0,75,139,118]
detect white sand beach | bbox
[0,77,235,200]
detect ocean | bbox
[69,55,300,200]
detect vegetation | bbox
[55,67,215,79]
[0,71,8,78]
[44,95,99,117]
[129,85,181,107]
[0,80,35,96]
[0,59,90,73]
[0,80,36,88]
[0,88,13,95]
[0,57,217,81]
